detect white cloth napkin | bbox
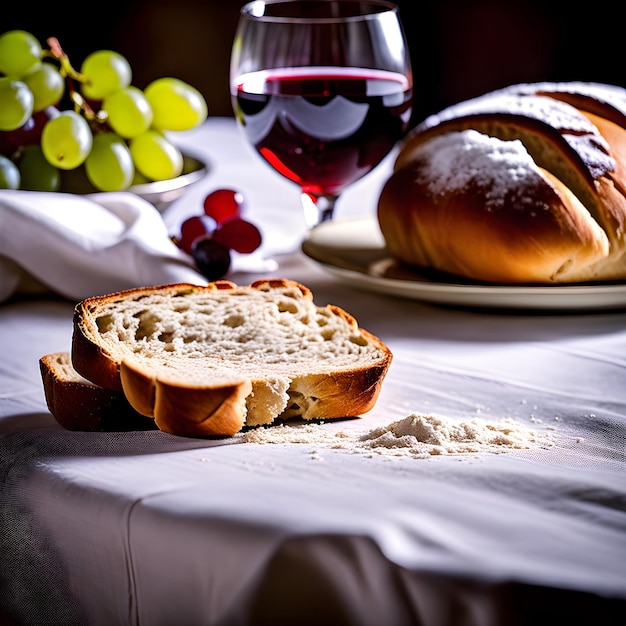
[0,190,209,303]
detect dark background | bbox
[4,0,625,127]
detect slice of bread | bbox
[39,352,157,431]
[67,278,392,437]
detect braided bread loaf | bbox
[377,82,626,283]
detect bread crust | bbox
[379,82,626,284]
[120,357,252,437]
[379,149,610,283]
[39,352,155,431]
[68,279,392,437]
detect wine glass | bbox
[230,0,413,229]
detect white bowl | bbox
[127,154,209,212]
[59,153,209,213]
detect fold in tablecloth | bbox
[0,189,208,303]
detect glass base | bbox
[301,192,337,230]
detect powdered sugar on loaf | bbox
[242,412,554,459]
[413,130,547,211]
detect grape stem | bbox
[45,37,108,127]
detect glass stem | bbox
[301,192,338,229]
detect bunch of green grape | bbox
[0,29,208,192]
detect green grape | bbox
[0,77,34,131]
[85,132,134,191]
[0,30,42,78]
[23,62,65,112]
[41,110,93,170]
[18,144,60,191]
[0,154,20,189]
[102,86,153,139]
[144,77,208,131]
[129,130,183,181]
[80,50,132,101]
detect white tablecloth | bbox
[1,119,625,626]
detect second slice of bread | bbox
[40,352,156,432]
[70,278,392,437]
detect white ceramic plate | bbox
[301,217,626,311]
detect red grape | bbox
[179,215,217,253]
[174,189,262,281]
[0,107,60,157]
[0,117,35,156]
[213,218,262,254]
[191,236,231,280]
[0,132,15,157]
[203,188,245,224]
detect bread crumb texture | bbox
[91,285,383,374]
[242,413,555,458]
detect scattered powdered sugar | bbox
[420,90,615,179]
[358,413,552,457]
[242,413,554,459]
[413,129,546,210]
[242,423,353,448]
[424,92,600,135]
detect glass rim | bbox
[239,0,400,23]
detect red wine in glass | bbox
[233,67,412,200]
[230,0,413,228]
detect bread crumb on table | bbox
[242,413,555,459]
